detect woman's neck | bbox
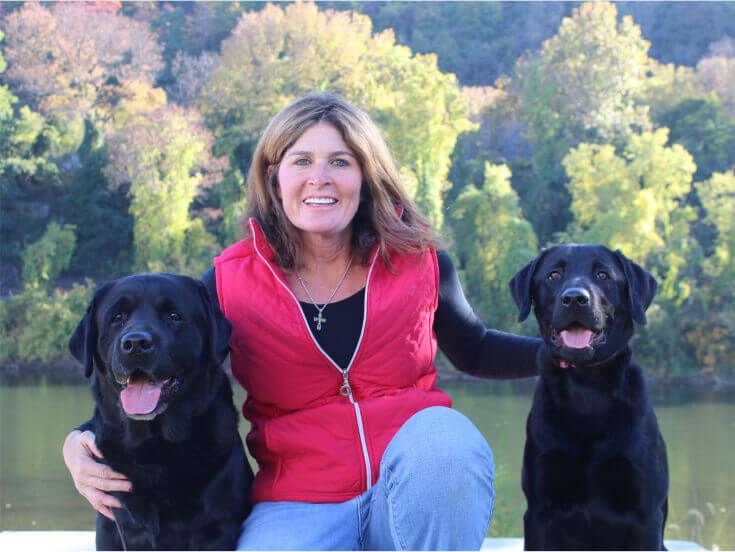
[299,231,352,275]
[287,229,367,304]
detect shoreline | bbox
[1,360,734,390]
[437,367,735,390]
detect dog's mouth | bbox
[551,323,606,350]
[117,371,180,419]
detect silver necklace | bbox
[295,256,353,331]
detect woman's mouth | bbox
[303,197,338,206]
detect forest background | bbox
[1,1,733,379]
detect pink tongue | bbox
[120,380,162,415]
[560,328,593,349]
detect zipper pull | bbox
[339,372,352,397]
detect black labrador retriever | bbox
[510,245,669,551]
[69,274,252,550]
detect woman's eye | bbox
[294,158,310,166]
[596,271,610,281]
[331,158,348,167]
[547,271,562,281]
[167,312,183,322]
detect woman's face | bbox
[276,122,363,242]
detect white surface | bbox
[0,531,706,550]
[0,531,95,551]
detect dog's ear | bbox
[197,280,232,366]
[613,249,658,325]
[69,282,113,378]
[509,250,547,322]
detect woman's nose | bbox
[307,161,330,185]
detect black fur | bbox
[69,274,252,550]
[510,245,668,551]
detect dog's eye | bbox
[596,271,610,281]
[112,313,124,324]
[547,271,562,281]
[167,312,183,322]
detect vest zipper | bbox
[251,220,378,491]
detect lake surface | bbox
[1,379,733,549]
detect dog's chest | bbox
[536,447,645,515]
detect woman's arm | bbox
[434,250,540,379]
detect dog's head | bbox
[510,244,657,367]
[69,274,231,421]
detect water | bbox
[1,379,733,549]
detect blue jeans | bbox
[237,406,495,550]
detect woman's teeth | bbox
[303,198,337,205]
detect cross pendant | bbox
[314,313,327,330]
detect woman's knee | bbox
[382,406,495,491]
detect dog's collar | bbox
[552,348,628,370]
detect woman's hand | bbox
[62,430,133,521]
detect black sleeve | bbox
[434,250,541,379]
[76,418,94,433]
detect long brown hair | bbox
[246,92,441,270]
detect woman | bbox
[63,92,540,550]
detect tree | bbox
[57,121,135,278]
[518,2,651,143]
[360,33,474,229]
[508,1,653,242]
[451,163,538,331]
[563,129,696,299]
[658,96,735,180]
[21,222,76,290]
[695,37,735,117]
[685,172,735,373]
[0,222,93,364]
[697,172,735,296]
[637,61,698,123]
[168,51,220,108]
[563,130,702,375]
[0,31,64,285]
[347,2,572,86]
[2,2,163,119]
[105,106,223,275]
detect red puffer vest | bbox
[214,219,452,503]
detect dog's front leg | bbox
[627,509,667,551]
[96,513,123,551]
[523,508,542,551]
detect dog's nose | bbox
[120,332,154,354]
[560,287,590,307]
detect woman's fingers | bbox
[78,431,105,460]
[80,487,122,520]
[98,505,115,522]
[75,455,132,492]
[90,461,130,483]
[83,474,133,493]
